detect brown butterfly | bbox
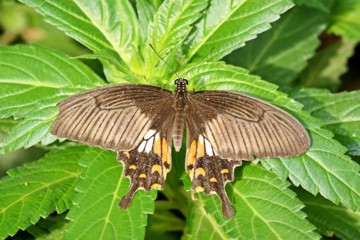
[51,78,310,218]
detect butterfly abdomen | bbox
[173,109,185,151]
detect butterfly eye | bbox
[174,79,179,85]
[184,79,188,85]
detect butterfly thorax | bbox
[172,78,188,151]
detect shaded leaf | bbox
[293,0,330,12]
[64,147,156,240]
[298,39,357,91]
[225,4,329,85]
[0,146,85,239]
[288,88,360,156]
[185,0,294,62]
[296,188,360,240]
[190,164,319,239]
[329,0,360,40]
[27,214,68,240]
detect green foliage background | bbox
[0,0,359,239]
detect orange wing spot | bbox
[129,165,137,170]
[196,139,205,159]
[162,138,169,165]
[195,186,204,192]
[151,183,162,189]
[210,177,217,182]
[151,164,162,173]
[221,169,229,174]
[187,140,197,166]
[153,135,161,156]
[195,167,206,177]
[139,173,147,178]
[124,151,130,158]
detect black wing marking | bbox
[51,84,174,152]
[188,90,310,160]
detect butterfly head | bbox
[174,78,188,93]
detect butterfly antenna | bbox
[149,44,181,79]
[182,47,215,79]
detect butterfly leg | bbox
[187,136,241,218]
[117,134,171,208]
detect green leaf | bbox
[0,87,89,154]
[187,201,229,239]
[145,0,208,78]
[72,0,140,66]
[136,0,156,48]
[0,45,105,153]
[19,0,115,53]
[298,39,357,91]
[64,147,156,240]
[188,164,320,239]
[180,62,360,212]
[0,45,104,119]
[296,188,360,240]
[329,0,360,40]
[0,146,85,239]
[288,88,360,156]
[185,0,294,62]
[225,4,329,85]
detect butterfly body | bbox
[51,79,310,218]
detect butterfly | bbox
[51,78,310,218]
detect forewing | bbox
[188,90,310,160]
[51,84,174,151]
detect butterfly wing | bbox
[51,84,175,208]
[185,90,310,218]
[51,84,174,151]
[188,90,310,159]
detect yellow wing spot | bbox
[151,164,162,173]
[221,169,229,174]
[195,168,206,177]
[187,140,197,166]
[129,165,136,170]
[139,173,147,178]
[195,186,204,192]
[124,151,130,158]
[210,177,217,182]
[196,138,204,159]
[162,138,169,165]
[153,135,161,156]
[151,183,162,189]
